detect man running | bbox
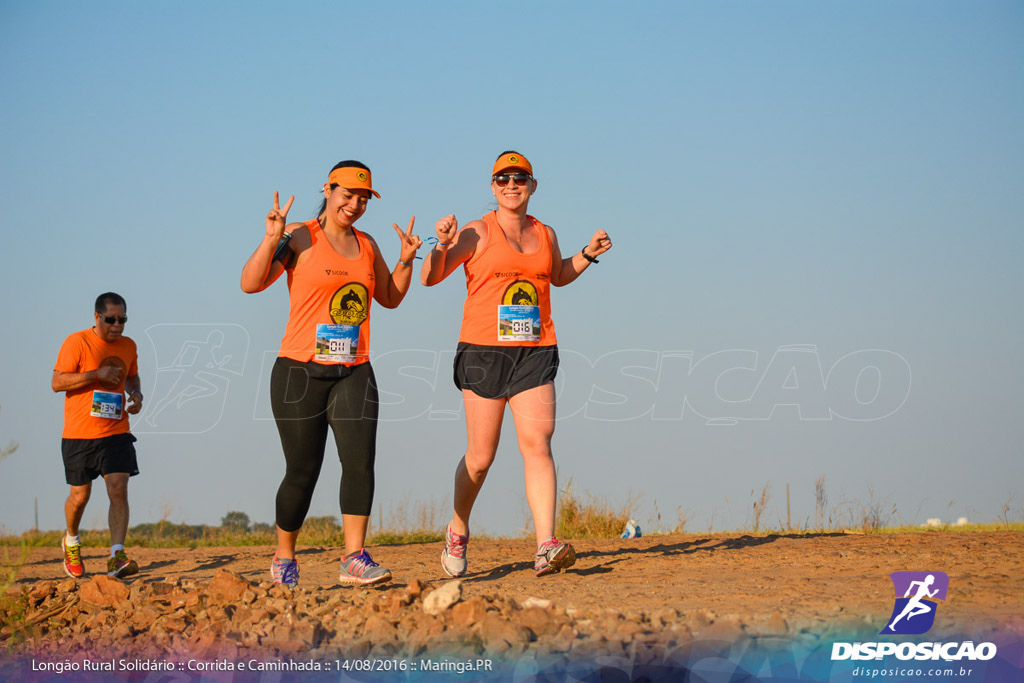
[52,292,143,579]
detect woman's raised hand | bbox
[393,216,423,264]
[435,214,458,245]
[266,191,295,238]
[587,229,613,258]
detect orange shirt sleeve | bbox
[55,332,85,373]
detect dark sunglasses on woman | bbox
[492,173,532,187]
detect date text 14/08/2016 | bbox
[338,658,494,674]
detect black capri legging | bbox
[270,357,379,531]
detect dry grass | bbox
[555,480,636,539]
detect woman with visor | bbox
[421,151,612,577]
[242,160,421,586]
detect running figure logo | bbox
[881,571,949,635]
[140,325,248,434]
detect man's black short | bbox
[453,343,559,399]
[61,433,139,486]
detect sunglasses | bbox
[100,315,128,324]
[492,173,533,187]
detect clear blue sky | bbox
[1,1,1021,536]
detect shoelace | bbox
[446,527,467,559]
[346,551,378,575]
[113,550,128,564]
[66,544,82,563]
[274,558,299,584]
[537,537,561,557]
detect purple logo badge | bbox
[881,571,949,635]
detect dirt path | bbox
[10,531,1022,634]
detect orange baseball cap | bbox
[492,152,533,177]
[328,166,380,198]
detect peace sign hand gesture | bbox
[266,191,295,239]
[393,216,422,264]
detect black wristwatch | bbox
[581,247,599,264]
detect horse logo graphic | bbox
[329,283,370,326]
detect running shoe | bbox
[534,536,576,577]
[441,523,468,578]
[338,549,392,585]
[270,554,299,587]
[106,549,139,578]
[61,537,85,579]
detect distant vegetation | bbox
[1,476,1021,549]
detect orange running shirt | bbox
[279,220,375,365]
[54,329,139,439]
[458,212,557,346]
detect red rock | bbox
[750,611,788,637]
[699,615,745,642]
[362,614,397,643]
[270,621,321,648]
[246,608,270,624]
[405,578,425,599]
[616,621,644,640]
[268,584,293,599]
[161,614,189,633]
[130,606,163,631]
[85,611,114,630]
[386,595,410,620]
[168,591,201,610]
[347,639,371,658]
[208,569,250,603]
[450,597,488,627]
[549,623,577,652]
[479,613,531,653]
[29,581,56,605]
[80,576,130,607]
[519,606,561,637]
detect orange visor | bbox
[327,167,380,198]
[492,153,533,177]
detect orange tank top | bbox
[54,329,139,439]
[459,211,557,346]
[279,220,375,365]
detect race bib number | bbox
[315,324,359,362]
[498,305,541,342]
[91,391,123,420]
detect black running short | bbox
[453,343,559,399]
[61,433,139,486]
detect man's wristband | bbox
[398,259,413,267]
[581,247,599,264]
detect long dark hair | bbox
[316,160,372,219]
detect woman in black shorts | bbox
[421,151,612,577]
[241,161,421,586]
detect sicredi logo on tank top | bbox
[493,271,549,280]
